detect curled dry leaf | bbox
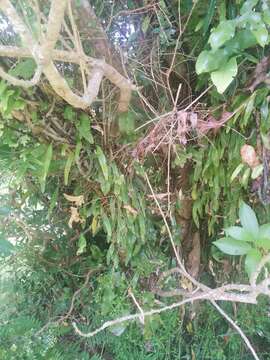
[68,206,84,228]
[64,193,84,207]
[240,145,260,169]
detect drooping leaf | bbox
[241,167,251,188]
[102,212,112,239]
[243,94,255,125]
[64,152,74,186]
[202,0,217,34]
[142,16,150,34]
[245,249,262,279]
[40,143,53,193]
[209,20,236,50]
[210,57,238,93]
[96,146,109,181]
[77,234,87,255]
[230,163,244,182]
[213,237,252,255]
[75,141,82,161]
[239,202,259,237]
[77,114,94,144]
[47,185,59,218]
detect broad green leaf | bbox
[257,223,270,249]
[225,30,257,52]
[96,146,109,181]
[209,20,236,50]
[224,226,254,242]
[230,163,244,182]
[243,94,255,125]
[40,143,53,193]
[196,49,227,74]
[225,226,244,240]
[240,0,259,15]
[77,234,87,255]
[211,57,238,93]
[64,152,74,186]
[0,237,15,257]
[251,164,263,179]
[245,249,262,279]
[77,114,94,143]
[213,237,252,255]
[252,24,269,47]
[239,202,259,237]
[196,51,216,74]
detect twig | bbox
[211,301,260,360]
[36,267,101,336]
[128,289,145,324]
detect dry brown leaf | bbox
[68,206,84,228]
[64,193,84,207]
[123,205,138,216]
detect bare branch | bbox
[41,0,68,63]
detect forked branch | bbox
[0,0,135,111]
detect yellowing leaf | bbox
[91,216,99,235]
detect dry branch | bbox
[72,172,269,360]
